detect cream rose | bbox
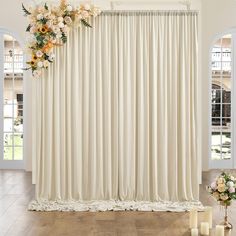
[36,50,43,58]
[84,4,91,10]
[37,61,43,68]
[220,193,229,201]
[66,5,73,12]
[217,178,225,184]
[213,192,220,200]
[64,16,72,25]
[58,22,65,28]
[33,69,42,78]
[43,60,50,68]
[218,184,226,193]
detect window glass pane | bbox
[211,146,221,160]
[212,61,221,73]
[14,134,23,146]
[212,132,221,146]
[4,118,12,132]
[3,34,24,163]
[211,34,232,161]
[4,146,12,160]
[15,80,23,94]
[222,146,231,160]
[222,118,231,129]
[212,104,221,117]
[4,133,13,146]
[222,90,231,103]
[212,118,221,128]
[14,147,23,160]
[222,104,231,117]
[14,118,23,133]
[4,105,13,118]
[222,132,231,146]
[211,90,221,103]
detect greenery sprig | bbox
[23,1,101,78]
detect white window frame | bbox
[0,28,25,169]
[209,29,236,169]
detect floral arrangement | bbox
[22,0,101,78]
[207,172,236,205]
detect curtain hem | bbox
[28,199,204,212]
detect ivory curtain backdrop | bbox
[30,11,201,211]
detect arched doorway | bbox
[0,30,24,169]
[210,33,235,169]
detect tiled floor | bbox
[0,169,235,236]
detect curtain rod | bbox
[101,10,198,16]
[110,1,191,10]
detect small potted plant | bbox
[207,172,236,229]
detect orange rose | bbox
[32,55,38,61]
[30,60,36,66]
[39,26,49,34]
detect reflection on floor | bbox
[0,170,235,236]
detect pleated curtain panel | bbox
[30,11,201,211]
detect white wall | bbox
[3,0,235,172]
[201,0,236,170]
[0,0,33,171]
[0,0,201,172]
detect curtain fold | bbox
[31,11,200,211]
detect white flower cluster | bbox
[207,173,236,204]
[23,2,101,78]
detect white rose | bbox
[64,16,72,25]
[51,39,57,44]
[81,10,89,18]
[218,184,226,193]
[227,181,234,187]
[52,26,60,33]
[217,178,225,184]
[84,4,91,10]
[62,25,69,33]
[33,70,42,78]
[49,14,56,20]
[66,5,73,12]
[91,7,101,16]
[37,61,43,68]
[213,192,220,200]
[56,32,62,39]
[37,6,45,13]
[57,16,64,22]
[46,20,53,28]
[220,193,229,201]
[36,50,43,58]
[44,12,51,19]
[231,176,235,181]
[43,60,50,68]
[58,22,65,28]
[75,14,82,21]
[30,26,37,34]
[36,14,43,20]
[48,53,55,61]
[27,35,37,45]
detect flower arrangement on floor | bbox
[22,0,101,78]
[207,172,236,205]
[207,172,236,229]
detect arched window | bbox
[210,34,232,168]
[0,30,24,169]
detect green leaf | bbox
[44,3,48,10]
[40,18,48,24]
[22,4,31,16]
[81,19,92,28]
[26,24,31,32]
[23,67,31,71]
[61,32,67,43]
